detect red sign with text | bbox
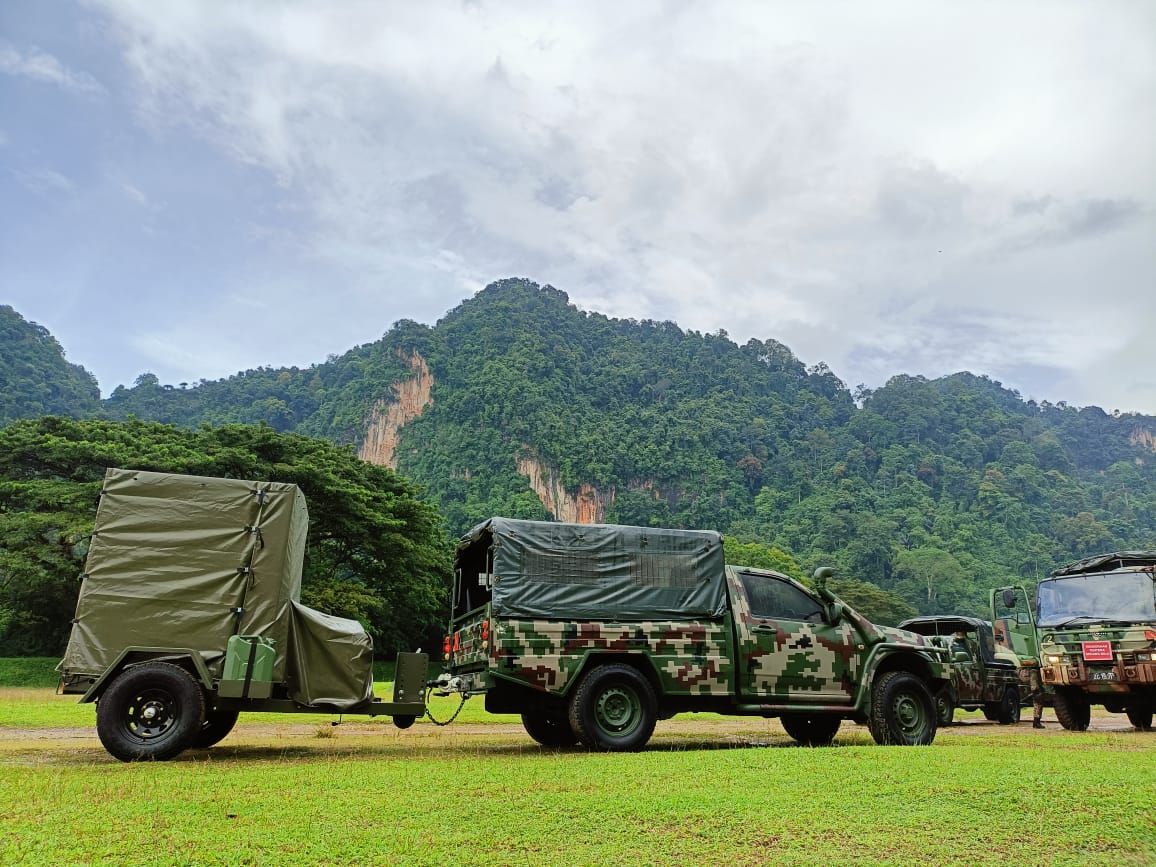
[1081,641,1113,662]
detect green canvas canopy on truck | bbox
[61,468,373,709]
[455,517,727,621]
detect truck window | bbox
[740,572,824,622]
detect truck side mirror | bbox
[1001,588,1017,610]
[827,602,845,624]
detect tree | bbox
[0,417,450,656]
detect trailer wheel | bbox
[1125,703,1152,731]
[780,712,841,746]
[521,707,579,747]
[392,715,417,730]
[189,709,240,749]
[96,662,205,762]
[1053,687,1091,731]
[868,671,937,746]
[568,663,657,752]
[996,686,1021,725]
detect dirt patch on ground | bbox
[0,714,1138,744]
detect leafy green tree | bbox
[0,417,450,656]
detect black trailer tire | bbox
[868,671,937,746]
[393,715,417,730]
[996,686,1021,725]
[780,713,842,746]
[189,709,240,749]
[96,662,205,762]
[1053,687,1091,731]
[568,663,657,752]
[1125,704,1153,731]
[521,708,579,747]
[934,688,954,727]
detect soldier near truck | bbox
[438,517,952,750]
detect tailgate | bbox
[448,605,491,671]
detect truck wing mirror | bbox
[827,602,845,624]
[1001,588,1018,610]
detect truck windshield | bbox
[1036,572,1156,627]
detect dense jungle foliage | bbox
[3,278,1155,637]
[0,417,450,656]
[0,306,100,425]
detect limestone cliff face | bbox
[358,351,433,468]
[1130,427,1156,452]
[516,456,614,524]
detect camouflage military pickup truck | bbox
[438,518,951,750]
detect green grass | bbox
[0,657,61,687]
[0,689,1153,865]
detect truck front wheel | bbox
[780,713,841,746]
[868,671,937,746]
[996,686,1021,725]
[1125,703,1153,731]
[568,664,657,752]
[1053,687,1091,731]
[96,662,206,762]
[521,707,578,747]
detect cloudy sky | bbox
[2,1,1154,412]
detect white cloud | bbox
[0,41,105,95]
[89,0,1156,411]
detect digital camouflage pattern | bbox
[900,616,1026,713]
[448,554,949,712]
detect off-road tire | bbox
[1053,687,1091,731]
[521,707,579,747]
[868,671,937,746]
[188,709,239,749]
[568,663,657,752]
[934,688,954,727]
[996,685,1021,725]
[780,712,841,746]
[96,662,205,762]
[392,715,417,730]
[1125,704,1153,731]
[981,705,1000,722]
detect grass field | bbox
[2,684,1153,866]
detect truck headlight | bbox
[1045,654,1064,665]
[1137,652,1154,662]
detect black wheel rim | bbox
[125,688,179,741]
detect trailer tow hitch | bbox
[424,674,469,726]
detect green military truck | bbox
[59,469,428,761]
[992,551,1156,731]
[897,616,1026,726]
[438,517,951,750]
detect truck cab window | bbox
[740,572,825,622]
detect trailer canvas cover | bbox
[62,468,372,708]
[463,517,727,620]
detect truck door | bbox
[990,585,1038,660]
[730,568,858,702]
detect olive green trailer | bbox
[59,469,427,761]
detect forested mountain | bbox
[0,305,100,425]
[5,279,1156,623]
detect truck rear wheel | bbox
[522,707,579,747]
[568,663,657,752]
[995,685,1021,725]
[96,661,205,762]
[189,709,240,749]
[1053,687,1091,731]
[1125,703,1153,731]
[780,713,841,746]
[868,671,937,746]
